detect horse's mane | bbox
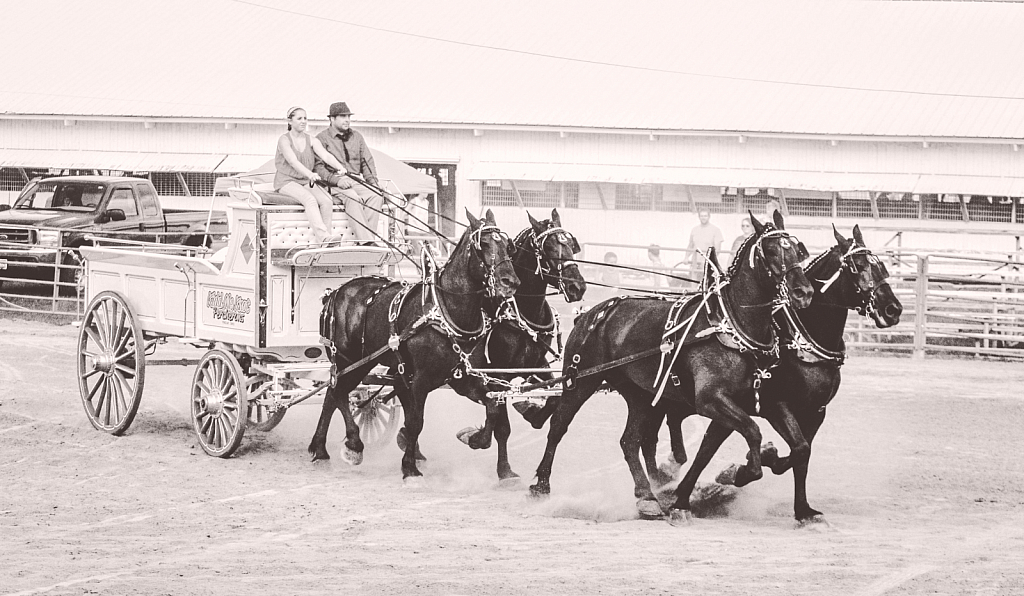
[804,244,839,277]
[725,223,776,279]
[513,220,551,248]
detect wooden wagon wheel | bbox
[350,386,403,448]
[77,290,146,435]
[191,349,249,457]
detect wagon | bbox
[75,181,409,457]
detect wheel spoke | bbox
[96,301,112,349]
[84,327,104,352]
[101,378,113,426]
[213,417,226,448]
[113,362,137,378]
[111,370,135,409]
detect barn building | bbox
[3,0,1024,268]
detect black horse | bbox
[707,224,903,523]
[450,209,587,485]
[311,209,519,482]
[527,212,813,523]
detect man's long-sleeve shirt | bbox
[314,127,378,186]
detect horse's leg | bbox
[666,404,688,467]
[792,408,828,523]
[308,366,369,462]
[447,376,494,450]
[454,376,518,482]
[392,383,427,461]
[642,406,674,488]
[758,400,810,476]
[493,401,519,485]
[667,420,732,525]
[618,390,663,518]
[529,374,602,498]
[695,387,764,489]
[399,375,432,481]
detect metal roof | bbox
[3,0,1024,139]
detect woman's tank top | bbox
[274,132,315,190]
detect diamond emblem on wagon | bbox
[240,233,254,263]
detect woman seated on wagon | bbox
[272,106,348,245]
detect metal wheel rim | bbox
[191,349,248,457]
[77,292,145,435]
[351,389,403,448]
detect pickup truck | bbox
[0,175,228,291]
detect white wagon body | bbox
[75,188,406,457]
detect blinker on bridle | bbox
[531,225,581,299]
[749,227,807,285]
[817,244,890,316]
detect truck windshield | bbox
[14,182,105,212]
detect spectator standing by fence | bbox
[687,209,723,289]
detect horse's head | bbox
[829,225,902,327]
[748,211,813,309]
[465,209,519,299]
[526,208,587,302]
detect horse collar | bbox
[778,303,846,365]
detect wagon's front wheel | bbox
[78,291,145,435]
[350,386,403,448]
[191,349,248,458]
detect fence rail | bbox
[7,236,1024,359]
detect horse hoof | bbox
[397,429,427,460]
[309,449,330,462]
[457,426,491,450]
[528,484,550,499]
[733,465,763,488]
[637,498,664,519]
[403,476,426,488]
[797,514,831,530]
[667,508,692,527]
[498,476,522,490]
[715,463,740,486]
[760,442,779,464]
[339,447,363,466]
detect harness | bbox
[484,297,561,363]
[650,247,783,411]
[482,223,580,364]
[778,243,886,366]
[320,222,507,389]
[560,225,802,415]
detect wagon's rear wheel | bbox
[350,386,403,448]
[77,291,146,435]
[191,349,248,458]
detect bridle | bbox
[744,226,809,309]
[817,244,890,317]
[530,225,581,301]
[458,223,514,299]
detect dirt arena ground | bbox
[2,316,1024,596]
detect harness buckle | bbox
[453,368,463,379]
[388,334,401,351]
[660,340,674,354]
[670,374,680,387]
[397,362,405,375]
